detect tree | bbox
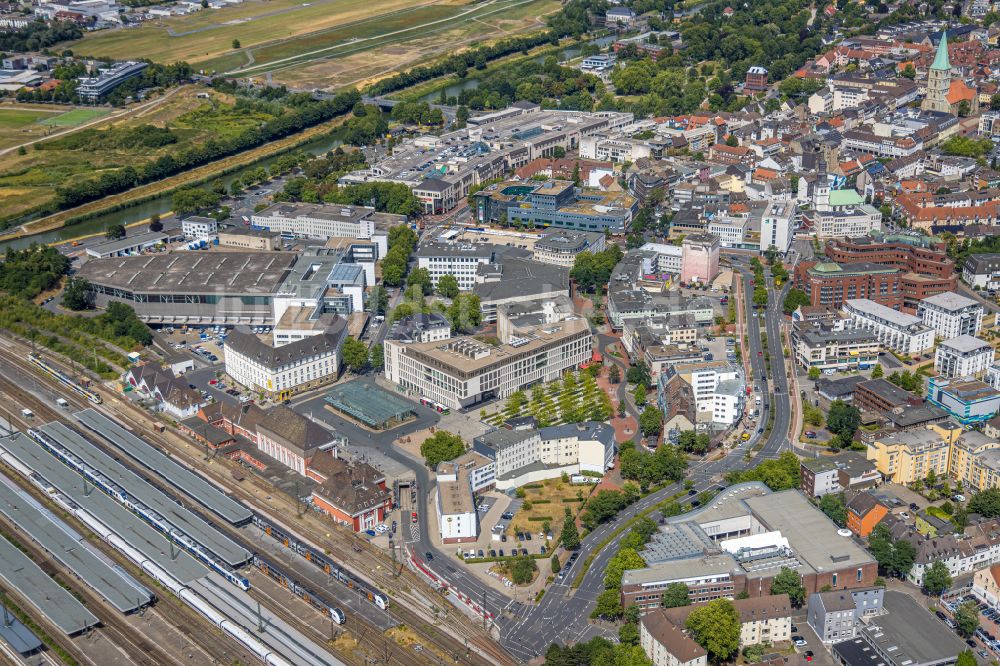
[369,285,389,315]
[922,560,952,596]
[508,555,537,584]
[770,566,805,607]
[592,588,624,620]
[661,583,691,608]
[62,277,92,310]
[560,508,580,550]
[827,400,861,437]
[406,267,433,296]
[626,362,651,389]
[609,365,621,384]
[368,344,384,371]
[341,337,369,373]
[970,488,1000,518]
[685,599,740,662]
[639,406,662,437]
[551,554,561,574]
[871,364,884,379]
[232,38,241,49]
[634,384,648,406]
[148,213,162,232]
[819,494,847,527]
[446,293,482,333]
[105,224,126,240]
[808,367,820,381]
[956,650,977,666]
[419,430,466,467]
[782,288,811,315]
[437,273,460,299]
[955,601,980,637]
[900,63,916,79]
[726,452,800,491]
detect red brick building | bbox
[745,66,769,92]
[309,451,393,532]
[793,261,904,310]
[823,236,954,278]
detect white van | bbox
[56,398,69,409]
[20,408,33,418]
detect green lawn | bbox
[0,108,57,128]
[39,108,110,127]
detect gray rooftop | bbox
[0,604,42,654]
[854,591,966,665]
[622,553,739,587]
[939,334,991,353]
[415,241,494,259]
[255,202,370,224]
[0,433,208,583]
[474,258,569,303]
[39,422,250,568]
[844,299,926,329]
[534,229,604,253]
[0,474,152,614]
[225,320,346,371]
[88,230,168,254]
[920,290,980,312]
[77,251,297,295]
[74,409,252,526]
[0,531,98,636]
[744,490,876,574]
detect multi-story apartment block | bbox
[799,452,880,497]
[660,361,745,425]
[414,241,493,291]
[935,335,995,379]
[917,291,984,339]
[963,253,1000,292]
[473,421,615,489]
[640,611,707,666]
[807,588,884,643]
[842,299,934,355]
[865,423,963,484]
[435,462,478,544]
[383,317,590,410]
[791,320,879,372]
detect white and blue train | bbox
[27,428,250,591]
[252,515,388,610]
[27,353,102,404]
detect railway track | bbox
[0,350,514,666]
[0,383,257,666]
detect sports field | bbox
[38,108,110,127]
[0,105,109,151]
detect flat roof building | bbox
[532,229,606,267]
[384,317,591,410]
[935,334,994,379]
[474,179,638,233]
[85,230,172,258]
[842,298,934,355]
[77,251,298,325]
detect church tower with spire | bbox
[921,31,952,113]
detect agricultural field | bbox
[0,105,105,150]
[70,0,558,89]
[0,87,272,225]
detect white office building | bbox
[842,299,935,355]
[415,241,494,291]
[760,200,796,254]
[251,202,398,256]
[639,243,684,275]
[384,317,590,409]
[917,291,984,339]
[713,379,745,426]
[223,321,346,400]
[435,462,479,544]
[181,215,218,238]
[811,205,882,239]
[935,335,995,379]
[533,229,606,267]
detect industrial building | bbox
[251,202,401,254]
[473,179,638,233]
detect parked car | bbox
[425,552,433,561]
[792,637,807,647]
